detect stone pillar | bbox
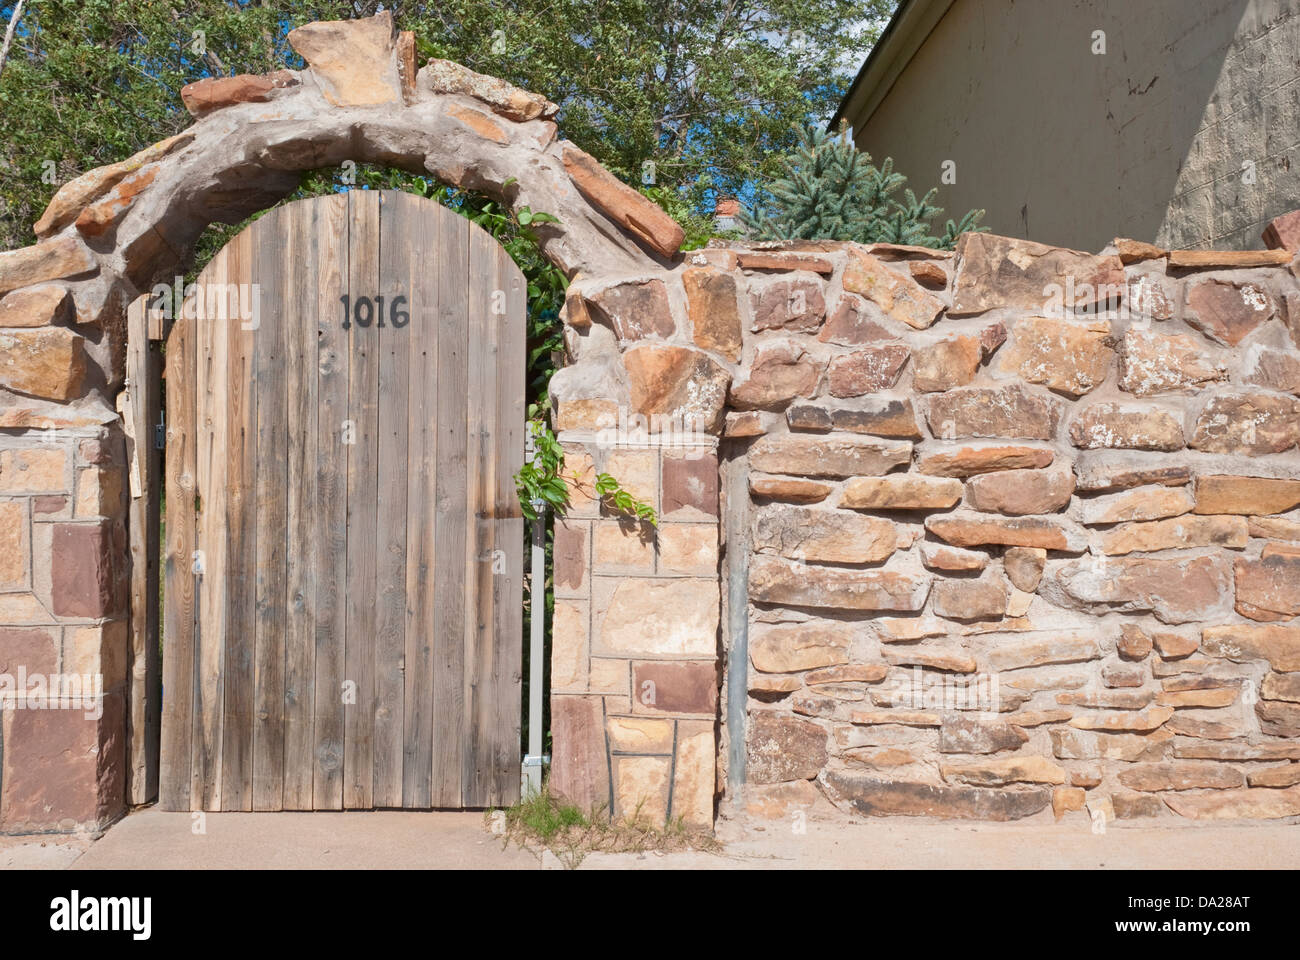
[0,427,128,833]
[548,432,721,827]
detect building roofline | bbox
[829,0,957,134]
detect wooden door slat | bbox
[312,194,350,810]
[252,206,289,811]
[343,190,381,810]
[282,197,322,809]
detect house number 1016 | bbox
[339,294,410,329]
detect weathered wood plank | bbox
[159,294,197,810]
[372,192,412,807]
[343,189,381,810]
[252,206,289,811]
[220,222,259,812]
[313,194,350,810]
[192,242,232,810]
[432,209,470,807]
[125,295,163,805]
[282,197,323,809]
[492,246,527,805]
[402,195,440,809]
[463,232,496,806]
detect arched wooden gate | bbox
[159,190,525,811]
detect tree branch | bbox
[0,0,28,79]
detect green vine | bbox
[516,409,657,526]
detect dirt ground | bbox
[2,806,1297,869]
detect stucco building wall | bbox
[840,0,1300,252]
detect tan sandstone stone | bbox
[999,316,1114,396]
[1068,403,1184,451]
[842,248,943,329]
[839,475,962,510]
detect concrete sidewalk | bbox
[3,807,1297,869]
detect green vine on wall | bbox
[516,410,657,526]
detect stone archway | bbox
[0,12,727,833]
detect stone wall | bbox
[548,439,720,827]
[551,212,1300,825]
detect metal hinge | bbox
[522,754,550,768]
[154,412,166,450]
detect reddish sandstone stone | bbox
[549,695,612,810]
[1115,238,1167,264]
[908,260,947,288]
[561,145,684,257]
[911,335,981,392]
[748,434,911,478]
[0,284,74,327]
[839,475,962,510]
[445,103,509,143]
[998,316,1114,396]
[1168,249,1291,269]
[0,237,97,297]
[552,518,587,594]
[748,713,828,782]
[1244,346,1300,393]
[1235,546,1300,622]
[622,344,730,433]
[931,578,1008,621]
[787,399,921,439]
[925,383,1062,441]
[632,661,717,715]
[1192,475,1300,516]
[585,278,675,341]
[1068,403,1184,451]
[1071,451,1192,492]
[941,755,1066,786]
[1117,623,1154,660]
[938,716,1028,753]
[736,251,833,274]
[950,233,1124,315]
[1099,515,1248,556]
[1050,555,1232,624]
[682,267,742,361]
[754,505,897,564]
[821,770,1050,820]
[1263,209,1300,253]
[817,294,895,345]
[925,512,1087,552]
[916,445,1054,478]
[1004,547,1047,592]
[1189,393,1300,454]
[1077,485,1195,525]
[749,274,827,332]
[50,521,124,618]
[749,475,832,504]
[1119,328,1227,396]
[827,344,910,397]
[180,73,277,115]
[728,339,821,409]
[842,248,943,329]
[920,543,988,572]
[1118,762,1243,791]
[661,450,718,518]
[964,467,1075,515]
[749,621,853,673]
[1164,784,1300,819]
[0,691,125,831]
[1183,278,1275,345]
[748,556,930,612]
